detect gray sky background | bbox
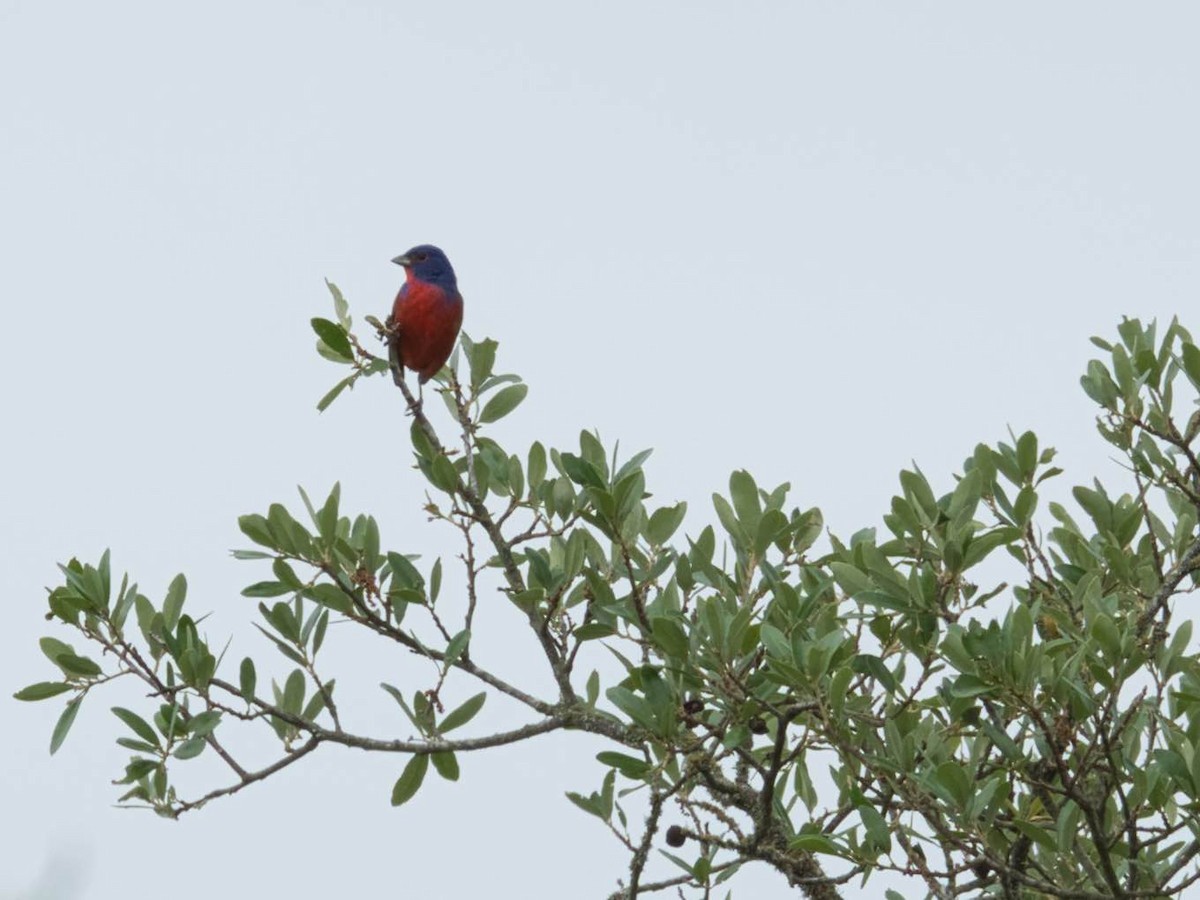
[3,2,1199,897]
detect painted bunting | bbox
[386,244,464,400]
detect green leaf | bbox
[263,602,301,642]
[728,470,762,532]
[111,578,138,631]
[566,790,602,818]
[439,692,486,733]
[1092,614,1121,660]
[305,583,354,614]
[1016,431,1038,480]
[949,674,994,698]
[1182,342,1200,389]
[431,750,460,781]
[575,622,615,641]
[444,629,470,665]
[311,317,353,361]
[560,453,605,489]
[391,754,430,806]
[935,761,970,807]
[650,618,689,658]
[1012,819,1056,850]
[302,686,329,722]
[430,558,443,603]
[479,384,528,423]
[962,527,1021,570]
[980,719,1023,760]
[899,468,938,521]
[39,637,75,668]
[430,453,460,493]
[948,470,982,521]
[274,558,303,590]
[613,447,652,483]
[790,834,843,856]
[118,758,160,784]
[759,623,792,663]
[13,682,72,702]
[282,669,306,715]
[240,657,257,703]
[317,483,341,542]
[578,430,609,477]
[711,494,746,547]
[57,654,103,678]
[173,738,207,760]
[1080,360,1119,409]
[1013,486,1038,526]
[379,682,414,719]
[829,562,872,598]
[312,610,330,655]
[97,550,112,608]
[467,338,497,391]
[596,751,651,779]
[646,503,687,546]
[49,697,82,755]
[116,738,160,754]
[242,581,292,599]
[586,670,600,707]
[112,707,160,746]
[162,573,187,631]
[858,803,891,853]
[326,279,351,328]
[187,710,222,738]
[388,552,425,591]
[237,514,277,549]
[527,442,547,494]
[851,654,897,693]
[317,375,355,412]
[606,686,657,732]
[754,508,788,555]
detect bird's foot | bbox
[404,382,425,417]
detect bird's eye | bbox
[415,253,428,262]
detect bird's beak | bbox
[391,253,412,267]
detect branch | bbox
[312,570,558,716]
[107,633,250,780]
[388,356,577,703]
[606,862,740,900]
[754,707,800,842]
[625,788,665,897]
[172,735,321,814]
[208,676,581,752]
[1138,535,1200,633]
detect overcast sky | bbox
[3,2,1200,898]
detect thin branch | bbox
[388,354,577,703]
[626,788,666,897]
[172,735,322,815]
[1138,535,1200,633]
[606,861,740,900]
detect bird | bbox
[385,244,464,405]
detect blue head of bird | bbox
[392,244,458,292]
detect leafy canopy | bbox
[18,291,1200,899]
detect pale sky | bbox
[3,2,1199,898]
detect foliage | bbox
[18,292,1200,898]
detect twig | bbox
[387,355,577,702]
[173,736,322,814]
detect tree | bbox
[17,291,1200,898]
